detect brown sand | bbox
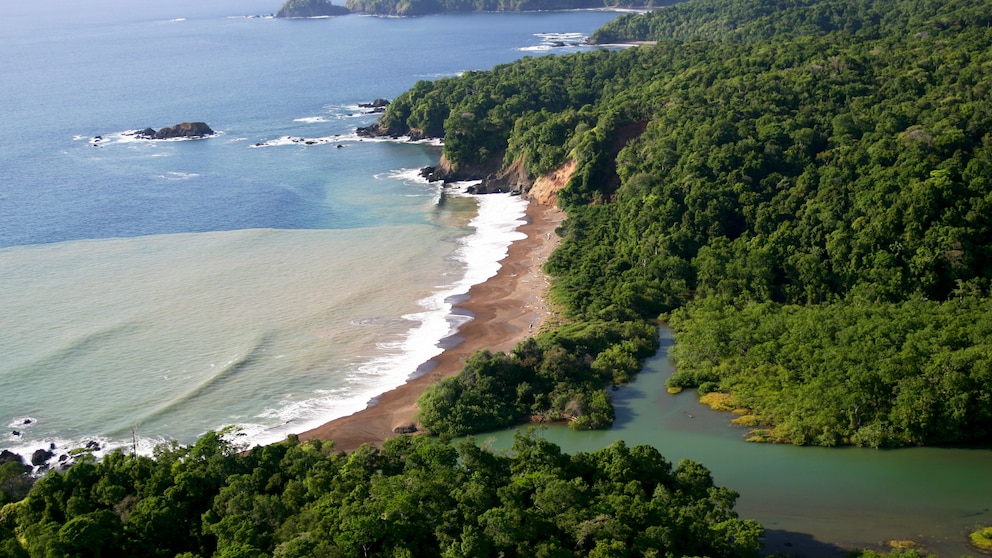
[298,199,564,452]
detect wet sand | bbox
[299,199,564,452]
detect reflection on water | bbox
[474,328,992,556]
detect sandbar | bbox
[299,198,564,452]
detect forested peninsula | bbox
[345,0,675,16]
[368,0,992,449]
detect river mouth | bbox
[469,328,992,557]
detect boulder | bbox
[31,448,54,467]
[136,127,157,138]
[0,449,24,465]
[393,423,418,434]
[154,122,215,139]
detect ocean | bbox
[0,0,624,457]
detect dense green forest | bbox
[344,0,673,16]
[0,431,763,557]
[374,0,992,447]
[419,322,658,437]
[590,0,992,43]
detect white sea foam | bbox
[378,167,428,184]
[293,116,328,123]
[250,133,442,149]
[158,172,200,181]
[520,30,593,51]
[249,135,344,148]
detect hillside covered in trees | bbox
[344,0,676,17]
[0,431,763,557]
[377,0,992,447]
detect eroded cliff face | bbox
[528,159,576,207]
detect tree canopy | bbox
[0,432,762,557]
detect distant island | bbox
[276,0,350,17]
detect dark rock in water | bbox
[356,122,396,138]
[154,122,215,139]
[85,440,101,450]
[23,418,32,425]
[49,442,56,450]
[420,166,438,180]
[31,448,54,467]
[136,127,157,138]
[59,454,69,462]
[393,423,418,434]
[359,98,390,108]
[11,430,20,436]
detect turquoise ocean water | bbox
[0,0,622,456]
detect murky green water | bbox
[472,329,992,556]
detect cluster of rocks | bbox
[6,416,104,474]
[0,441,98,475]
[358,98,390,113]
[419,155,532,196]
[134,121,216,139]
[91,122,216,147]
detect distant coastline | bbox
[276,0,678,18]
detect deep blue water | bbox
[1,1,621,248]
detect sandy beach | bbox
[299,198,564,451]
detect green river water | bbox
[472,329,992,557]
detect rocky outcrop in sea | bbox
[135,122,216,139]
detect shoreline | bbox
[298,198,565,452]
